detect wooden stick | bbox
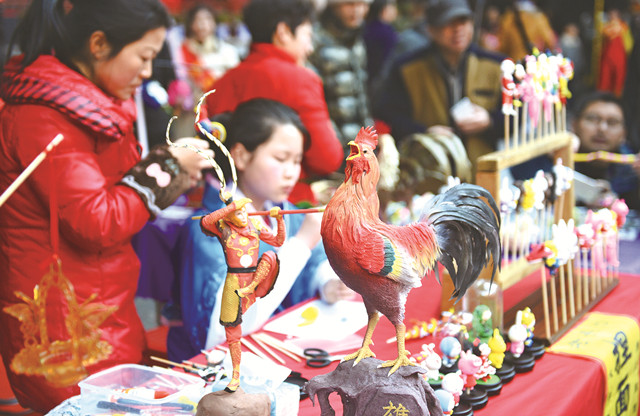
[540,267,551,340]
[514,109,519,148]
[522,102,528,145]
[590,248,597,301]
[250,334,285,365]
[596,241,603,294]
[192,207,325,220]
[151,355,194,371]
[253,333,302,361]
[256,333,306,359]
[559,265,567,325]
[503,212,511,267]
[582,249,589,304]
[550,273,559,332]
[0,134,64,208]
[566,261,575,318]
[240,337,273,363]
[574,256,582,312]
[505,114,510,150]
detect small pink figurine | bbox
[457,350,483,392]
[475,343,496,381]
[611,198,629,228]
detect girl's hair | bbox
[212,98,309,180]
[184,4,216,39]
[8,0,171,70]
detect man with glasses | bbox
[573,91,640,209]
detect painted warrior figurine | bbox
[200,193,285,392]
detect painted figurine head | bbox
[457,350,482,377]
[440,336,462,361]
[225,197,251,227]
[441,372,464,396]
[435,389,456,414]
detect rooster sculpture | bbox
[321,127,501,375]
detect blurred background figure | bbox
[363,0,398,99]
[497,0,557,61]
[374,0,504,171]
[597,6,633,97]
[206,0,343,206]
[216,13,252,59]
[181,4,240,101]
[309,0,374,148]
[572,92,640,209]
[478,4,501,52]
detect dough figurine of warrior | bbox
[200,192,285,392]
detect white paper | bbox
[262,299,368,340]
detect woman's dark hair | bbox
[8,0,171,70]
[243,0,315,44]
[211,98,309,179]
[184,4,216,39]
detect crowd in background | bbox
[4,0,640,152]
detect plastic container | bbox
[79,364,205,414]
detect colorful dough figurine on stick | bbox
[320,126,501,374]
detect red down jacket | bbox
[0,55,151,412]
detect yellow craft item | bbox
[298,305,319,327]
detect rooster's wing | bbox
[353,223,438,289]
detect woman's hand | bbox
[168,137,215,187]
[322,278,355,304]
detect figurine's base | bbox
[196,387,271,416]
[495,362,516,383]
[452,402,474,416]
[305,358,442,416]
[427,373,443,390]
[504,351,535,373]
[475,374,502,396]
[461,388,488,410]
[526,340,546,360]
[440,362,459,375]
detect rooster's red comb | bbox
[354,126,378,149]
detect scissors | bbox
[303,348,345,368]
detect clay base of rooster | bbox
[195,387,270,416]
[304,357,444,416]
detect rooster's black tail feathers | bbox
[420,183,501,300]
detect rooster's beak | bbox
[346,141,361,160]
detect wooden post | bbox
[540,267,551,340]
[559,265,567,325]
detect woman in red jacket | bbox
[0,0,212,412]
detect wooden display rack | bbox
[475,132,618,345]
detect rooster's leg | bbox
[342,312,379,365]
[379,323,415,376]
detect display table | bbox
[290,271,640,416]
